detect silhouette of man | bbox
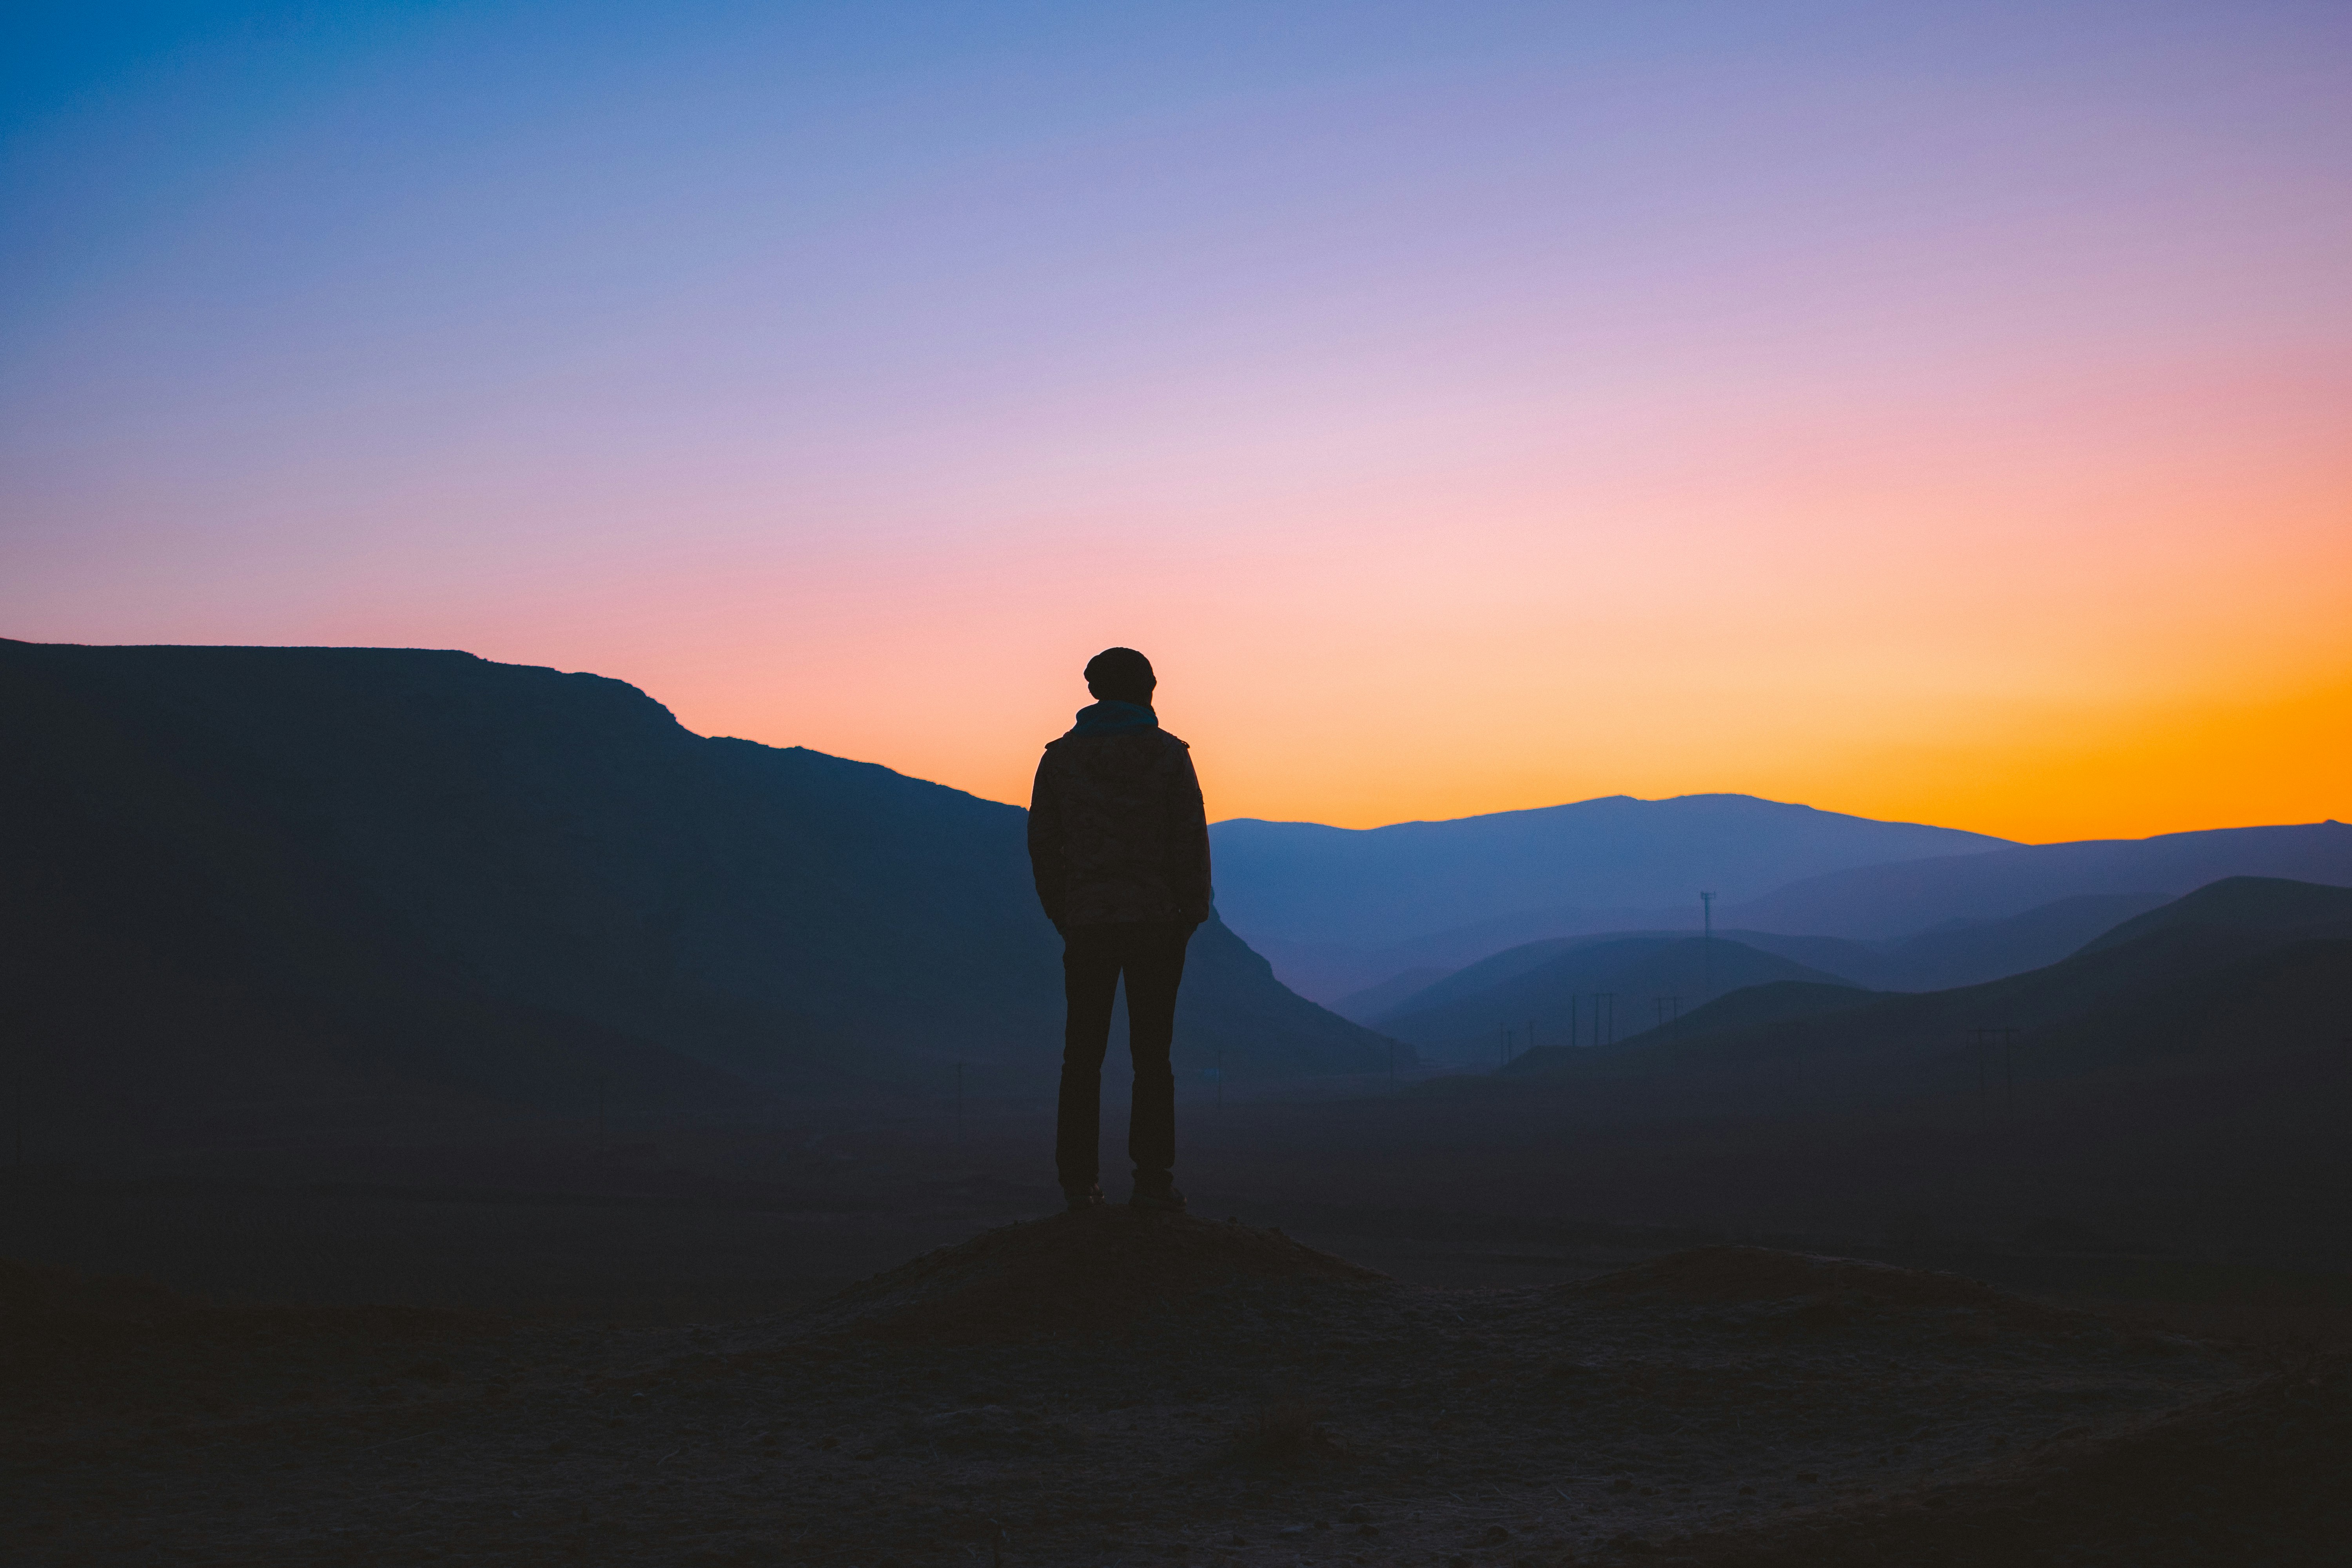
[1028,647,1211,1214]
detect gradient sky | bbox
[6,2,2348,842]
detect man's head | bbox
[1083,647,1156,706]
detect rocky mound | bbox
[802,1208,1388,1344]
[1578,1245,2084,1328]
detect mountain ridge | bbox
[0,640,1398,1137]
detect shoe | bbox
[1129,1177,1186,1213]
[1064,1184,1104,1212]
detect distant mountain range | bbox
[0,641,1396,1135]
[1218,797,2351,1005]
[1209,795,2012,964]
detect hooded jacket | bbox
[1027,701,1213,928]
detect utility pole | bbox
[1700,891,1716,1000]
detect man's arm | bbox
[1165,746,1212,925]
[1027,751,1069,929]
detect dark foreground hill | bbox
[7,1227,2339,1567]
[0,640,1396,1134]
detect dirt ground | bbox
[7,1207,2346,1568]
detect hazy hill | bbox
[1344,890,2169,1026]
[1725,824,2352,940]
[0,641,1395,1133]
[2075,875,2352,955]
[1378,935,1858,1065]
[1858,891,2174,988]
[1718,892,2175,991]
[1207,795,2013,965]
[1500,877,2352,1099]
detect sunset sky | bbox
[6,2,2348,842]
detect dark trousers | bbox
[1055,921,1195,1191]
